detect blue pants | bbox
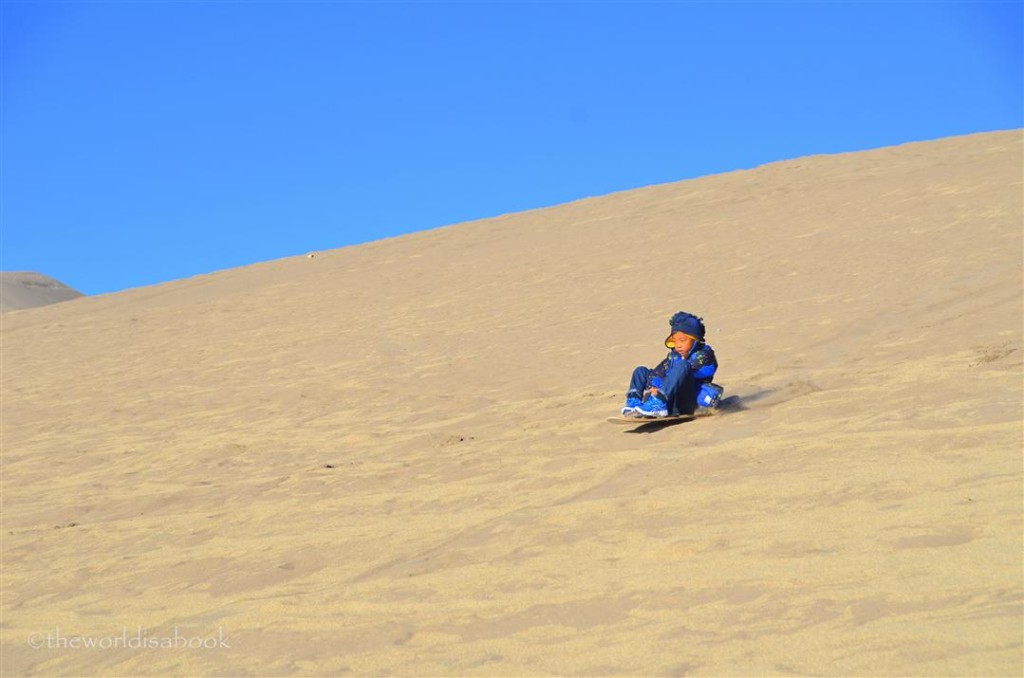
[628,358,699,416]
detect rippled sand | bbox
[3,130,1021,676]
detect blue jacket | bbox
[649,342,718,385]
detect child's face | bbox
[668,332,695,355]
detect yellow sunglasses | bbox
[665,332,697,349]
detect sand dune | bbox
[2,130,1021,676]
[0,272,83,313]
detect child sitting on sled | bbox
[622,311,723,418]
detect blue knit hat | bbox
[666,311,706,344]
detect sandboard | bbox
[606,414,696,425]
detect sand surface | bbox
[2,130,1022,676]
[0,272,83,313]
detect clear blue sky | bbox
[3,1,1021,295]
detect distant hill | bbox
[0,271,83,312]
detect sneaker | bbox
[636,395,669,418]
[620,395,643,416]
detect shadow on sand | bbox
[623,416,697,434]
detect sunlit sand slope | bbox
[3,130,1021,676]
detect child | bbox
[621,311,722,418]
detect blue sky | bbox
[3,2,1022,296]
